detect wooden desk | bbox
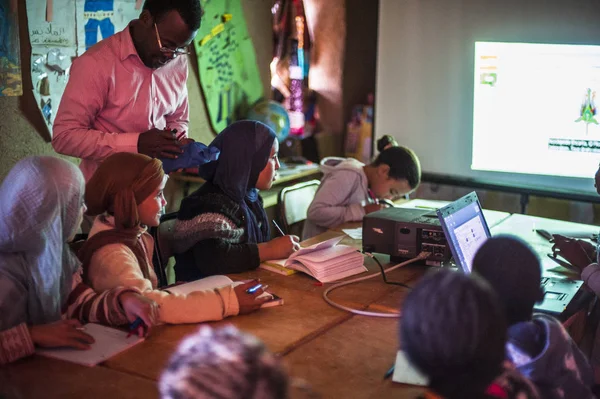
[3,357,158,399]
[10,208,596,398]
[170,164,321,198]
[166,164,321,217]
[491,213,598,278]
[103,231,426,382]
[285,288,426,399]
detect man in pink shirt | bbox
[53,0,203,182]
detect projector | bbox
[362,207,451,266]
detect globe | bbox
[247,100,290,142]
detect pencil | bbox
[272,220,285,236]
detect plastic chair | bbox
[277,179,320,236]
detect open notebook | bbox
[260,236,367,283]
[36,323,145,367]
[165,275,283,308]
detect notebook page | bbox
[165,275,234,295]
[36,323,144,367]
[392,351,429,386]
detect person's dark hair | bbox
[472,235,545,326]
[401,269,507,399]
[143,0,203,31]
[372,146,421,189]
[376,135,398,152]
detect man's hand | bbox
[138,128,184,159]
[552,234,596,272]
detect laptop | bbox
[436,192,583,316]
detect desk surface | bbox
[171,163,321,188]
[491,213,598,278]
[7,207,595,398]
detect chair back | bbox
[156,212,177,265]
[277,179,320,236]
[150,211,178,286]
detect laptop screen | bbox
[436,192,491,273]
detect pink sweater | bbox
[86,216,240,324]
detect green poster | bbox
[194,0,264,133]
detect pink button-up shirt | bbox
[52,25,189,181]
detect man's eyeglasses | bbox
[154,23,190,56]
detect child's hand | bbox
[233,280,270,315]
[119,292,160,335]
[551,234,595,271]
[259,235,300,260]
[29,319,95,350]
[363,203,386,214]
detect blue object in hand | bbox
[160,142,220,174]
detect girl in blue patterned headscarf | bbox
[174,120,300,280]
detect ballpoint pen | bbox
[246,283,264,294]
[272,220,285,236]
[126,317,144,338]
[383,364,395,380]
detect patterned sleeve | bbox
[0,323,35,365]
[65,280,140,326]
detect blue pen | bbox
[383,364,395,380]
[127,317,144,338]
[246,283,263,294]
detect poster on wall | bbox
[194,0,263,133]
[26,0,141,135]
[0,0,23,96]
[27,0,77,131]
[75,0,142,56]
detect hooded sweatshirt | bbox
[506,313,595,399]
[302,157,369,239]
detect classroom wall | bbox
[1,0,380,184]
[0,0,273,183]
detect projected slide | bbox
[472,42,600,179]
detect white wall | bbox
[375,0,600,193]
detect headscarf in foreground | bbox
[160,325,288,399]
[85,152,164,230]
[0,156,84,325]
[197,120,276,243]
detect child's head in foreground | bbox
[401,269,507,399]
[472,235,545,326]
[160,325,288,399]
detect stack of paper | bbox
[261,236,366,283]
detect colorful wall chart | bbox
[0,0,22,96]
[26,0,140,134]
[194,0,263,133]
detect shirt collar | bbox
[119,23,143,62]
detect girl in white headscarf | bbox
[0,156,159,365]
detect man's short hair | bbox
[143,0,203,31]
